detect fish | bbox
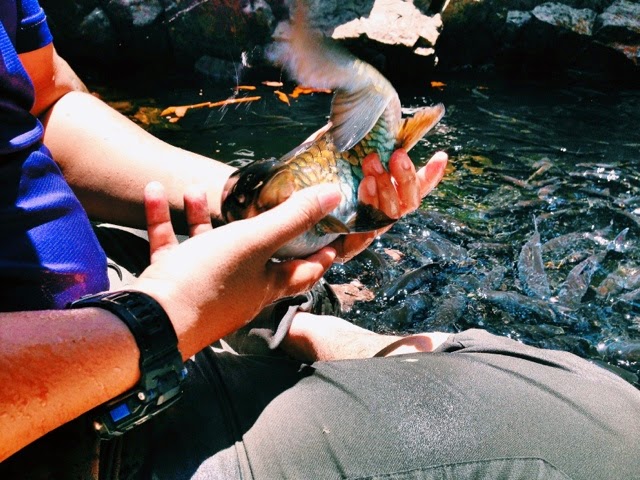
[221,2,445,258]
[517,218,551,300]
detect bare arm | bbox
[283,312,450,361]
[0,182,340,462]
[0,307,140,461]
[20,44,235,231]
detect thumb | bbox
[418,151,448,198]
[248,184,342,256]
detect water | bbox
[95,74,640,386]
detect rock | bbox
[506,11,533,28]
[496,1,639,82]
[595,0,640,42]
[77,7,117,51]
[39,0,640,85]
[105,0,164,28]
[593,0,640,65]
[41,0,120,63]
[331,0,442,52]
[280,0,447,84]
[265,0,446,85]
[530,2,597,35]
[164,0,276,68]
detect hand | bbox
[331,149,448,262]
[145,182,214,263]
[132,182,343,359]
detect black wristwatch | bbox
[68,290,186,439]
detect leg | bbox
[141,329,640,480]
[283,311,451,361]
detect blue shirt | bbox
[0,0,108,311]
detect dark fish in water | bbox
[517,219,551,300]
[423,287,467,330]
[221,4,445,258]
[555,253,603,310]
[378,263,440,300]
[478,290,558,323]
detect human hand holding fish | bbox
[221,1,446,259]
[133,181,342,359]
[331,148,448,262]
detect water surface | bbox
[95,74,640,385]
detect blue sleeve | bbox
[16,0,52,53]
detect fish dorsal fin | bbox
[397,103,446,151]
[269,1,399,152]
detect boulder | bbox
[436,0,639,84]
[39,0,640,85]
[593,0,640,65]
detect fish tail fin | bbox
[268,1,352,90]
[397,103,445,152]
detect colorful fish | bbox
[221,4,445,258]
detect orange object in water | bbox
[274,90,291,105]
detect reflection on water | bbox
[97,74,640,386]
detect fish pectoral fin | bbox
[270,1,400,153]
[345,202,397,233]
[330,82,394,152]
[397,103,446,152]
[317,215,352,235]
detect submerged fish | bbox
[221,4,445,258]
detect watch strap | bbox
[69,290,182,389]
[68,290,185,438]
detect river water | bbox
[95,73,640,386]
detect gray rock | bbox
[531,2,597,36]
[38,0,640,83]
[330,0,442,51]
[594,0,640,42]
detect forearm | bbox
[0,308,139,461]
[41,91,235,231]
[0,299,232,461]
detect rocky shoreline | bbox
[41,0,639,86]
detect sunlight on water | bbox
[97,74,640,386]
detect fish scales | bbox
[290,141,339,185]
[221,1,445,258]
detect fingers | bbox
[417,151,448,198]
[361,150,448,217]
[268,246,337,296]
[358,176,379,210]
[145,182,179,260]
[184,185,213,237]
[361,153,399,219]
[331,231,377,264]
[340,149,448,264]
[388,148,421,210]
